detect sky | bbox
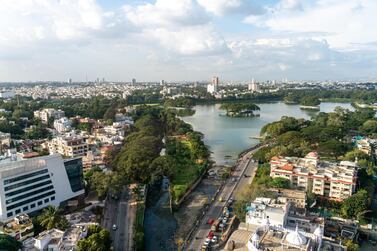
[1,0,377,82]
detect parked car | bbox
[112,224,117,230]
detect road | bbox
[187,148,259,251]
[102,188,135,251]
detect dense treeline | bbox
[220,102,260,117]
[90,107,210,202]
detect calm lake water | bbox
[182,102,354,166]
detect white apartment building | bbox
[246,197,290,229]
[248,78,260,92]
[34,109,65,124]
[53,117,72,133]
[48,133,89,158]
[270,152,358,200]
[0,154,84,221]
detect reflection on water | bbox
[182,102,353,165]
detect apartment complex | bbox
[53,117,72,133]
[0,154,84,221]
[48,133,89,158]
[34,108,65,124]
[270,152,358,200]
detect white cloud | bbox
[124,0,209,28]
[123,0,229,56]
[197,0,263,16]
[245,0,377,50]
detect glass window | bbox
[38,201,43,206]
[5,180,52,197]
[15,209,21,214]
[6,185,54,205]
[30,204,35,208]
[64,158,84,192]
[23,206,28,211]
[44,198,49,203]
[6,191,56,210]
[51,196,55,201]
[4,169,48,185]
[5,175,51,191]
[7,212,13,217]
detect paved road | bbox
[102,188,134,251]
[187,149,259,251]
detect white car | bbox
[112,224,117,230]
[211,236,218,243]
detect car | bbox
[112,224,117,230]
[204,240,211,246]
[211,236,218,243]
[207,231,214,239]
[222,218,228,224]
[218,196,223,202]
[207,218,215,225]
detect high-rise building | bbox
[248,78,260,92]
[212,76,219,86]
[207,76,219,94]
[0,154,84,221]
[132,78,136,85]
[68,78,72,84]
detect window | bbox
[6,185,54,205]
[51,196,55,201]
[4,169,48,185]
[23,206,28,211]
[7,212,13,217]
[30,204,35,208]
[15,209,21,214]
[64,158,84,192]
[5,180,52,197]
[44,198,49,203]
[5,175,51,191]
[38,201,43,206]
[6,191,56,211]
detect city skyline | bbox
[1,0,377,82]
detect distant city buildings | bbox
[0,90,15,99]
[0,153,84,221]
[270,152,358,200]
[132,78,136,85]
[34,109,65,124]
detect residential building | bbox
[0,154,84,221]
[48,133,89,158]
[270,152,358,200]
[53,117,72,133]
[207,76,219,94]
[0,132,11,153]
[34,109,65,124]
[245,197,290,229]
[268,188,307,209]
[0,214,33,241]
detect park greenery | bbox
[89,106,209,205]
[219,102,260,117]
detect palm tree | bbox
[0,234,22,251]
[39,206,62,230]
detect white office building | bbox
[0,154,84,221]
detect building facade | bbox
[34,109,65,124]
[0,154,84,221]
[53,117,72,133]
[270,152,358,200]
[48,133,89,158]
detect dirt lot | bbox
[174,172,223,240]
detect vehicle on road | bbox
[211,220,220,231]
[112,224,117,230]
[207,218,215,225]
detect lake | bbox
[182,102,354,166]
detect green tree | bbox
[38,206,69,230]
[341,189,369,219]
[269,177,290,188]
[360,120,377,135]
[300,96,320,106]
[0,234,22,251]
[77,225,112,251]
